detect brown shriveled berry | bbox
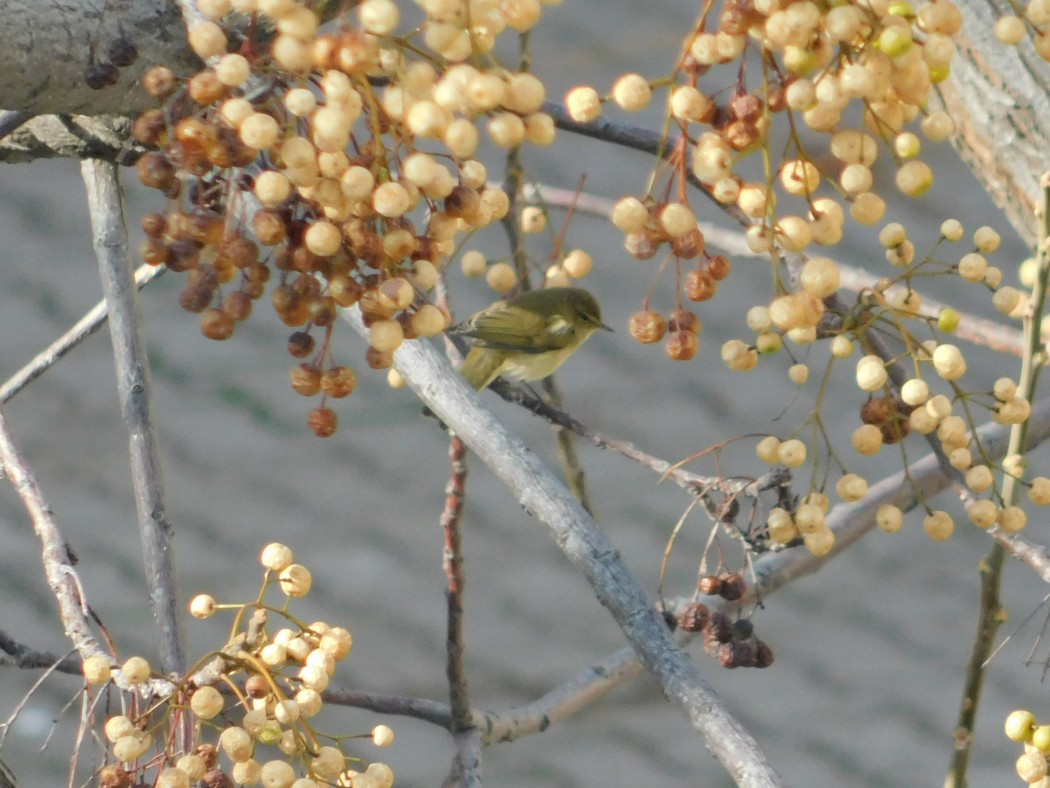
[729,92,763,122]
[271,285,301,315]
[292,246,321,273]
[85,62,120,90]
[724,120,759,151]
[197,744,219,770]
[223,291,252,321]
[308,406,338,437]
[141,213,167,239]
[697,575,722,596]
[881,419,910,445]
[628,310,667,344]
[717,642,738,668]
[665,330,698,360]
[180,285,214,313]
[98,764,132,788]
[132,109,167,146]
[365,346,394,369]
[139,238,170,266]
[201,307,234,340]
[321,366,357,398]
[719,572,745,601]
[287,331,315,358]
[143,65,176,97]
[245,674,269,698]
[624,232,659,260]
[705,611,733,643]
[733,640,757,668]
[685,268,716,301]
[202,769,235,788]
[730,618,754,641]
[755,640,775,668]
[671,226,706,259]
[290,364,322,396]
[358,289,396,321]
[189,71,227,105]
[312,34,339,69]
[308,296,337,326]
[860,396,893,425]
[445,186,480,219]
[135,152,176,190]
[668,309,700,335]
[245,263,270,286]
[167,239,202,272]
[706,255,732,280]
[107,37,138,68]
[252,210,288,246]
[328,274,363,307]
[219,236,258,269]
[273,245,295,272]
[676,602,710,633]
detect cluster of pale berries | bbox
[993,0,1050,59]
[135,0,568,435]
[565,0,965,358]
[1006,709,1050,785]
[82,543,394,788]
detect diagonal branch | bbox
[82,159,184,675]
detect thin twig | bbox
[442,435,472,734]
[0,630,81,675]
[82,159,184,676]
[0,264,166,404]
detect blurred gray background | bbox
[1,1,1048,785]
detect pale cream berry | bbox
[803,528,835,556]
[562,249,593,279]
[999,505,1027,533]
[788,363,809,384]
[737,183,774,218]
[800,256,840,298]
[949,447,972,470]
[852,424,884,455]
[113,732,152,762]
[721,339,758,371]
[876,504,904,533]
[240,113,280,150]
[879,223,907,248]
[993,286,1022,314]
[1005,709,1037,742]
[242,708,267,735]
[255,171,292,208]
[311,746,345,779]
[188,21,227,59]
[660,203,696,238]
[304,221,342,257]
[830,335,854,358]
[756,435,781,463]
[1017,752,1048,783]
[214,54,250,88]
[1004,453,1027,478]
[611,197,648,233]
[795,503,825,534]
[932,344,967,380]
[198,0,232,18]
[274,700,300,726]
[279,564,313,597]
[261,543,294,571]
[121,656,150,685]
[460,250,487,278]
[285,88,317,117]
[411,305,448,337]
[259,760,296,788]
[965,465,994,492]
[373,182,412,217]
[985,266,1003,288]
[486,262,517,293]
[339,166,374,202]
[937,415,968,448]
[840,163,873,195]
[488,112,526,148]
[996,396,1032,425]
[372,724,395,747]
[957,252,987,282]
[299,663,329,692]
[83,655,112,685]
[670,85,713,122]
[746,225,774,253]
[940,218,964,241]
[995,15,1026,44]
[967,499,999,529]
[524,112,557,145]
[895,160,933,196]
[973,226,1001,252]
[856,355,888,392]
[776,215,812,251]
[503,72,546,114]
[359,0,400,34]
[926,394,953,420]
[850,192,886,225]
[220,726,253,762]
[746,306,772,333]
[260,642,287,667]
[921,111,955,141]
[836,473,868,502]
[190,685,224,719]
[777,438,807,468]
[923,510,954,540]
[755,332,782,354]
[612,73,651,110]
[105,715,135,742]
[565,86,601,122]
[295,688,324,718]
[767,507,798,543]
[219,97,253,129]
[893,132,921,158]
[190,593,218,619]
[177,754,207,781]
[232,760,262,785]
[898,378,929,406]
[521,206,546,233]
[780,159,820,196]
[909,407,938,434]
[1030,477,1050,505]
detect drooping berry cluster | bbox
[1005,709,1050,785]
[82,543,394,788]
[134,0,567,435]
[676,572,774,670]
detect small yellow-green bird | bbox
[449,287,612,390]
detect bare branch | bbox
[82,159,184,675]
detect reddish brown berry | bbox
[201,307,234,340]
[628,310,667,344]
[445,186,480,219]
[685,268,716,301]
[180,285,214,313]
[142,66,175,97]
[308,296,337,326]
[132,109,167,146]
[107,37,138,68]
[717,642,738,668]
[197,744,219,770]
[671,226,706,259]
[245,674,269,698]
[308,406,338,437]
[188,71,227,105]
[202,769,235,788]
[223,291,253,321]
[328,274,363,307]
[719,572,745,601]
[624,232,659,260]
[141,213,167,239]
[365,346,394,369]
[755,640,775,668]
[698,575,722,596]
[135,152,176,190]
[167,239,202,272]
[664,330,699,361]
[287,331,315,358]
[290,364,322,396]
[321,366,357,398]
[668,309,700,335]
[676,602,710,633]
[85,62,120,90]
[98,764,132,788]
[860,396,893,425]
[253,210,288,246]
[706,255,732,281]
[139,238,170,266]
[271,285,301,316]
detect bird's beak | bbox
[600,322,614,332]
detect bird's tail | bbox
[458,347,505,390]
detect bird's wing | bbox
[450,304,577,352]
